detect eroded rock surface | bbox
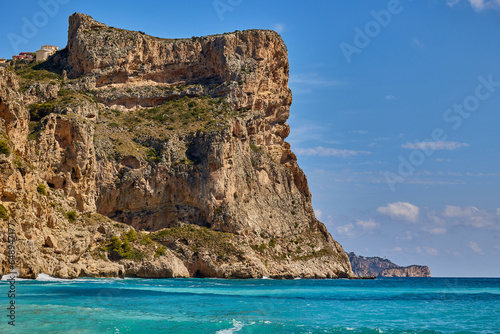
[0,13,353,279]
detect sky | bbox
[1,0,500,277]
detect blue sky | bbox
[1,0,500,277]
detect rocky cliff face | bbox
[0,13,353,279]
[348,252,430,278]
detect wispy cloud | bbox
[442,205,494,228]
[377,202,420,222]
[368,137,391,148]
[401,141,469,151]
[468,241,483,254]
[356,219,380,230]
[412,38,424,48]
[337,223,355,236]
[469,0,500,10]
[444,205,480,217]
[385,95,397,101]
[273,23,285,33]
[447,0,500,10]
[351,130,368,135]
[416,246,439,255]
[288,123,337,146]
[295,146,372,158]
[289,73,345,88]
[427,227,447,235]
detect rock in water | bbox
[0,13,353,279]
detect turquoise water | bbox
[0,276,499,333]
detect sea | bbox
[0,275,499,333]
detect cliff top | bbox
[68,13,283,42]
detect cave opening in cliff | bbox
[193,270,205,278]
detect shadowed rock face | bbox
[348,252,431,278]
[0,13,353,279]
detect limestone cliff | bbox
[348,252,431,278]
[0,13,353,279]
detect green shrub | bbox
[0,204,9,220]
[37,183,47,196]
[139,234,152,245]
[145,148,161,163]
[29,102,54,121]
[121,250,144,260]
[110,236,122,252]
[250,143,261,153]
[124,229,137,242]
[122,240,131,253]
[269,239,276,248]
[66,210,77,222]
[0,140,10,156]
[155,247,166,257]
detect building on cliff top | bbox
[36,45,59,62]
[12,52,33,60]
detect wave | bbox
[216,319,254,334]
[1,268,28,281]
[36,273,72,281]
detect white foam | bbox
[36,273,70,281]
[262,276,270,279]
[216,319,245,334]
[1,268,25,281]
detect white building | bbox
[36,45,59,62]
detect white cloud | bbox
[289,73,345,88]
[412,38,424,48]
[497,208,500,216]
[377,202,420,222]
[273,23,285,33]
[442,205,498,229]
[468,241,483,254]
[443,205,479,217]
[428,227,447,235]
[337,223,355,236]
[401,141,469,151]
[385,95,397,100]
[494,245,500,251]
[315,209,323,220]
[373,137,390,142]
[392,247,403,252]
[448,0,500,10]
[436,158,452,162]
[356,219,379,230]
[468,0,500,10]
[351,130,368,135]
[295,146,372,158]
